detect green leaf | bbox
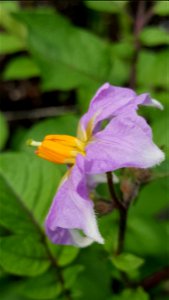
[0,1,19,12]
[14,10,111,91]
[0,235,50,276]
[0,152,62,224]
[111,253,144,272]
[0,33,25,54]
[126,216,169,259]
[137,50,169,89]
[154,1,169,16]
[0,152,63,276]
[3,56,40,80]
[140,26,169,46]
[20,269,62,299]
[85,1,127,13]
[19,115,79,152]
[57,246,79,267]
[109,287,149,300]
[0,1,26,40]
[0,276,28,300]
[0,112,9,150]
[73,246,112,300]
[63,265,84,289]
[0,173,40,235]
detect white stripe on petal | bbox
[70,230,94,247]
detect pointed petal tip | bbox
[97,236,105,244]
[152,99,164,110]
[146,146,165,168]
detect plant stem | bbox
[116,207,128,255]
[106,172,128,255]
[106,172,125,211]
[129,1,154,89]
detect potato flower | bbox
[29,83,164,247]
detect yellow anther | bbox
[28,135,85,165]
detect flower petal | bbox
[84,114,165,174]
[78,83,136,137]
[78,84,163,139]
[45,161,104,247]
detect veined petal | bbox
[45,161,104,247]
[78,83,136,139]
[84,114,165,174]
[77,84,163,140]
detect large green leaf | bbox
[0,173,39,235]
[0,235,50,276]
[0,174,51,276]
[0,152,62,224]
[14,10,111,91]
[0,152,62,276]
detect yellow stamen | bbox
[77,110,101,142]
[27,135,85,165]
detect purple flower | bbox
[29,83,164,247]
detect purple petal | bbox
[78,83,136,137]
[84,114,164,174]
[45,161,104,247]
[77,84,163,139]
[136,93,163,110]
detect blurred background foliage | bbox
[0,1,169,300]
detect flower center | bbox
[27,135,85,164]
